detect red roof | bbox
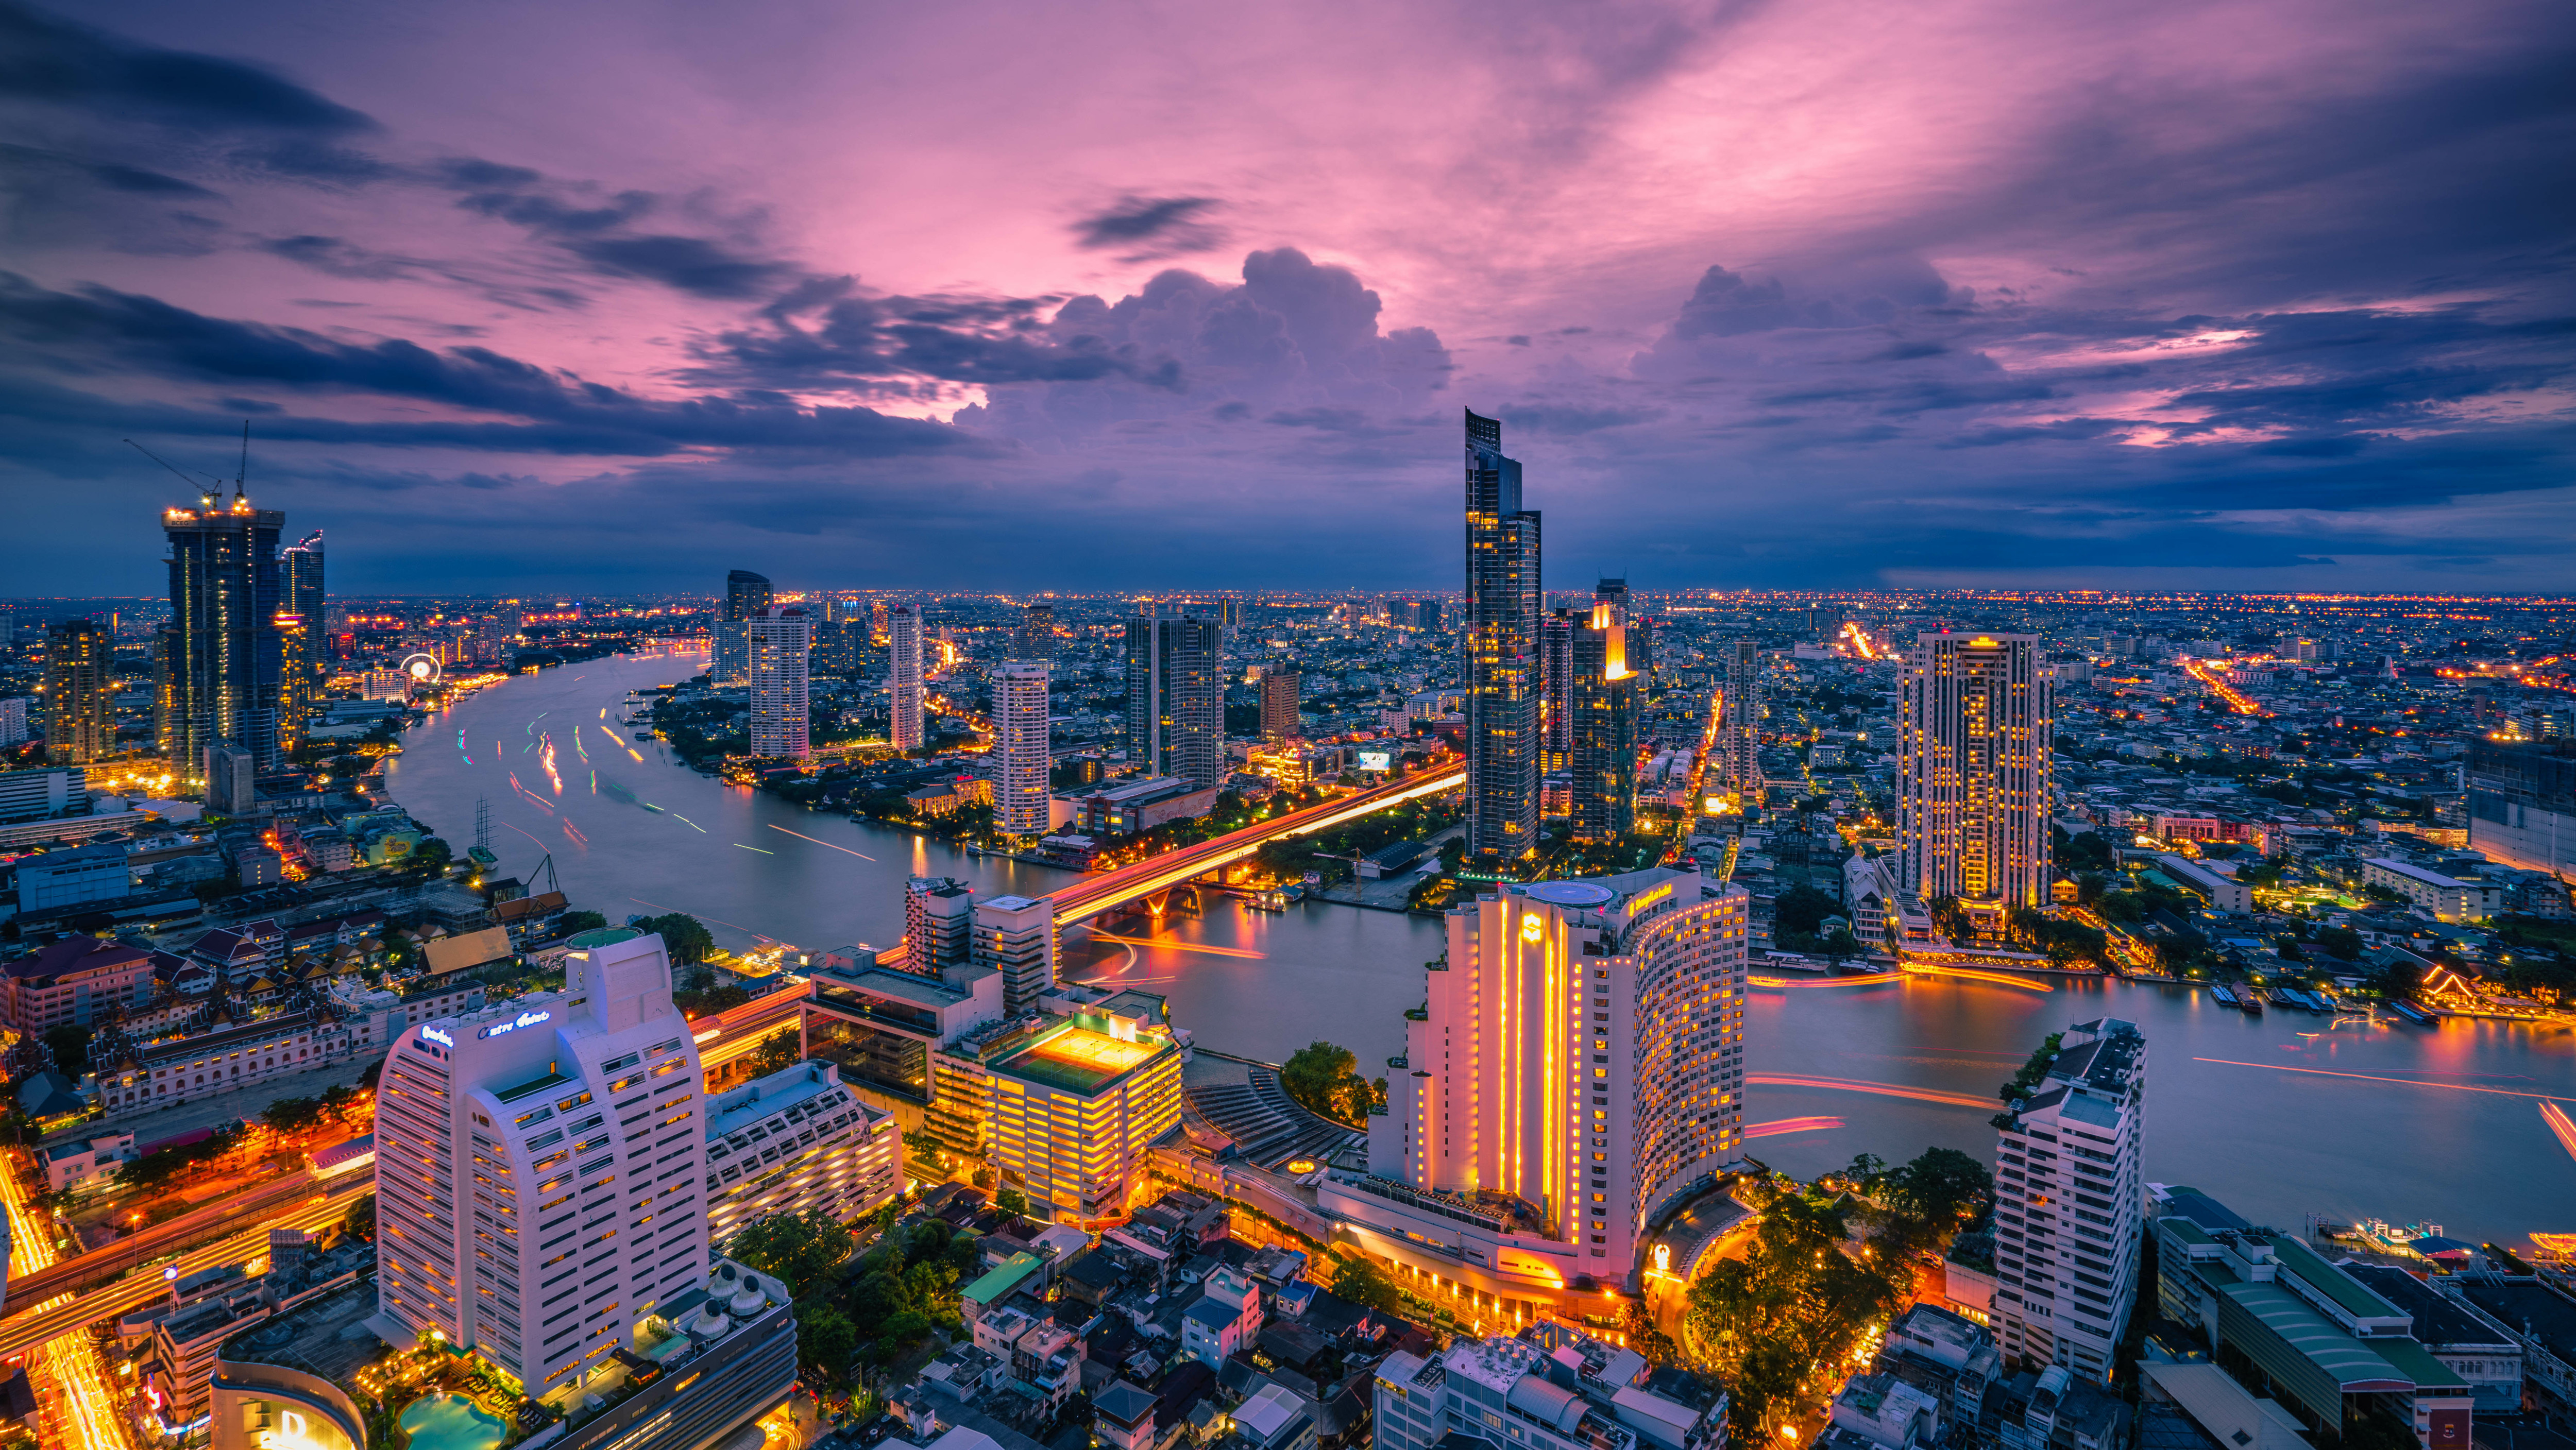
[3,937,151,982]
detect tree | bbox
[1329,1251,1404,1313]
[729,1208,856,1300]
[342,1195,377,1244]
[558,910,609,933]
[1281,1042,1380,1127]
[795,1302,859,1377]
[995,1187,1029,1218]
[1619,1301,1681,1367]
[636,912,717,966]
[746,1027,801,1078]
[1929,893,1971,943]
[1685,1186,1901,1444]
[414,837,453,869]
[262,1096,327,1134]
[42,1024,92,1079]
[1771,884,1840,939]
[2058,831,2116,872]
[1887,1147,1992,1229]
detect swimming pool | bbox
[399,1393,507,1450]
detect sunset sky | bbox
[4,0,2571,595]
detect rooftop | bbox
[993,1020,1164,1094]
[706,1061,845,1140]
[218,1278,383,1386]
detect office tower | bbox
[1897,632,2053,920]
[2467,739,2574,879]
[1016,603,1057,663]
[1539,609,1574,773]
[745,606,812,758]
[1217,595,1241,634]
[42,618,113,764]
[1594,576,1627,620]
[703,1061,903,1246]
[904,877,976,975]
[1364,872,1747,1276]
[1259,667,1302,743]
[1124,603,1224,791]
[374,929,722,1398]
[1463,409,1542,867]
[973,894,1057,1015]
[163,487,285,776]
[715,569,771,683]
[205,741,256,815]
[888,602,925,750]
[992,659,1052,835]
[282,528,324,696]
[1992,1018,2144,1381]
[871,598,890,643]
[1721,639,1765,797]
[273,613,311,755]
[1568,605,1638,841]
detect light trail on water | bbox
[1092,933,1268,959]
[1745,1116,1845,1139]
[1904,964,2055,991]
[1747,1073,1997,1109]
[1752,975,1900,988]
[2543,1102,2576,1164]
[2191,1059,2576,1101]
[768,824,877,861]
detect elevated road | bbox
[3,1167,338,1306]
[1049,762,1467,925]
[687,981,811,1073]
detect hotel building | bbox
[372,928,714,1400]
[1992,1018,2145,1381]
[991,659,1052,835]
[745,605,812,759]
[889,602,925,750]
[1897,632,2053,922]
[1348,870,1747,1306]
[703,1060,903,1244]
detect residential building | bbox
[1569,603,1638,842]
[371,927,716,1400]
[150,1229,371,1430]
[0,765,86,824]
[1261,668,1304,743]
[992,660,1051,835]
[1181,1265,1263,1368]
[1463,408,1543,867]
[2467,739,2572,880]
[0,935,154,1031]
[926,995,1185,1225]
[1017,603,1057,663]
[274,610,313,754]
[1372,1327,1724,1450]
[716,569,772,684]
[0,696,27,747]
[973,895,1056,1015]
[40,1130,138,1193]
[890,602,926,750]
[1354,871,1747,1303]
[747,605,813,759]
[703,1061,903,1246]
[1541,609,1576,775]
[163,487,287,776]
[1126,604,1224,791]
[44,619,114,764]
[1898,632,2053,923]
[1721,640,1765,798]
[207,740,256,815]
[1992,1018,2145,1381]
[2361,858,2501,922]
[905,877,978,977]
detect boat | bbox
[2389,1000,2438,1026]
[2233,985,2263,1015]
[466,845,499,869]
[2211,984,2239,1007]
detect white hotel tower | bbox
[1347,869,1747,1306]
[373,929,712,1396]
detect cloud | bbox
[0,1,375,132]
[1072,195,1225,260]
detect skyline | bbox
[3,0,2573,596]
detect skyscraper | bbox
[1124,602,1224,791]
[1463,410,1541,867]
[746,605,812,758]
[1568,604,1638,842]
[1016,603,1057,663]
[888,602,925,750]
[972,894,1057,1015]
[1991,1018,2145,1380]
[903,877,975,975]
[715,569,771,684]
[42,619,113,764]
[1897,632,2053,922]
[372,929,749,1405]
[273,611,312,756]
[1258,667,1302,743]
[163,487,285,777]
[1366,873,1747,1274]
[1721,639,1765,798]
[1539,609,1573,773]
[282,528,325,703]
[992,659,1051,835]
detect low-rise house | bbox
[41,1129,138,1192]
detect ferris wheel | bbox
[399,652,443,691]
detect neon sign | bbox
[1521,914,1544,943]
[481,1009,552,1039]
[1629,883,1674,914]
[419,1026,454,1048]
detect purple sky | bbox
[4,0,2572,595]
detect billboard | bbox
[1357,750,1393,772]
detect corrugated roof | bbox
[2220,1282,2413,1390]
[2265,1236,2404,1321]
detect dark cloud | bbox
[0,1,376,132]
[561,234,789,300]
[1073,195,1225,260]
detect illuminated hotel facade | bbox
[888,601,925,750]
[1347,870,1748,1303]
[1463,409,1542,866]
[1897,632,2053,920]
[927,993,1185,1225]
[991,658,1051,835]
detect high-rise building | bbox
[702,1060,902,1246]
[1463,410,1541,868]
[282,528,325,701]
[715,569,771,683]
[746,606,812,759]
[1124,603,1224,791]
[992,659,1052,835]
[1016,603,1057,663]
[163,488,285,776]
[0,696,26,748]
[205,740,256,815]
[904,877,976,975]
[273,612,312,756]
[1991,1018,2145,1381]
[1259,667,1302,743]
[2468,739,2574,880]
[373,929,733,1401]
[1568,605,1638,842]
[888,602,925,750]
[1721,639,1765,798]
[1361,872,1747,1284]
[1539,609,1574,773]
[926,992,1184,1224]
[1897,632,2053,923]
[973,894,1057,1015]
[43,619,113,764]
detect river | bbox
[384,650,2576,1250]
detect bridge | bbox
[1048,761,1467,925]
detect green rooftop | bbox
[962,1252,1042,1308]
[2265,1235,2405,1321]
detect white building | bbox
[370,928,713,1400]
[991,659,1051,835]
[0,697,27,748]
[1353,871,1747,1301]
[2361,858,2501,923]
[889,602,925,750]
[972,895,1056,1015]
[1898,633,2054,924]
[746,606,812,759]
[1721,639,1765,797]
[703,1060,903,1246]
[1991,1017,2146,1381]
[1373,1329,1723,1450]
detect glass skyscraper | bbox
[163,491,286,777]
[1124,602,1223,791]
[1463,410,1541,867]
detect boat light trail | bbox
[1905,964,2055,991]
[768,824,878,861]
[1091,933,1267,959]
[1752,974,1901,988]
[2543,1102,2576,1164]
[628,747,645,762]
[735,844,774,854]
[503,822,547,846]
[2192,1057,2576,1101]
[670,814,706,832]
[1747,1073,1996,1108]
[563,820,589,846]
[1745,1116,1845,1139]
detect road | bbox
[10,1170,335,1307]
[2,1146,137,1450]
